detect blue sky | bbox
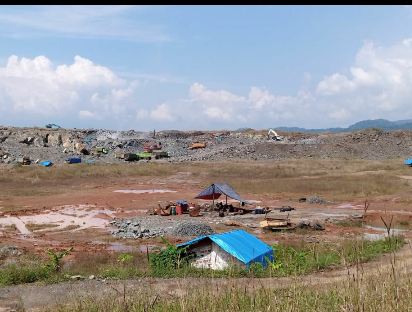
[1,5,412,130]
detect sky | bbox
[1,5,412,131]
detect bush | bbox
[149,237,194,276]
[0,264,51,285]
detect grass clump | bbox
[0,262,51,285]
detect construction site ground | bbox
[1,158,412,310]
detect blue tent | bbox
[405,159,412,165]
[177,229,274,268]
[194,183,252,204]
[41,161,52,167]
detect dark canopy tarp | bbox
[194,183,252,204]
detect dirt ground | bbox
[1,161,412,311]
[1,168,412,255]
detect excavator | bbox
[268,129,282,141]
[45,124,61,129]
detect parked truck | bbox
[124,153,138,161]
[91,147,108,155]
[137,152,152,160]
[152,150,171,159]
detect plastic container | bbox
[189,203,195,209]
[176,204,182,215]
[171,206,176,215]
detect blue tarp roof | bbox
[194,183,252,204]
[177,229,274,267]
[41,161,52,166]
[405,159,412,165]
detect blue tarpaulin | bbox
[177,229,274,267]
[41,161,52,167]
[194,183,251,204]
[405,159,412,165]
[177,200,188,205]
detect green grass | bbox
[0,237,404,286]
[0,263,51,285]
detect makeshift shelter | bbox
[405,159,412,166]
[195,183,252,206]
[41,161,52,167]
[177,230,274,270]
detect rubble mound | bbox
[307,196,326,204]
[109,217,215,239]
[109,216,174,239]
[171,221,215,237]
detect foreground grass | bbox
[48,271,412,312]
[0,237,404,286]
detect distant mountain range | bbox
[238,119,412,133]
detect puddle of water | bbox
[114,190,177,194]
[0,205,117,235]
[317,213,349,217]
[362,225,406,241]
[107,242,159,252]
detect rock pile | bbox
[171,221,215,237]
[307,196,326,204]
[109,217,215,239]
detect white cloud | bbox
[0,55,139,123]
[78,110,100,119]
[136,109,149,120]
[329,108,350,120]
[316,39,412,119]
[150,103,174,122]
[5,39,412,131]
[248,86,275,110]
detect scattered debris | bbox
[307,196,326,204]
[0,246,21,258]
[260,218,291,229]
[299,197,307,202]
[189,142,206,149]
[66,157,81,164]
[17,156,31,165]
[279,206,295,212]
[225,221,243,227]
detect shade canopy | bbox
[194,183,251,204]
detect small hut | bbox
[177,230,274,270]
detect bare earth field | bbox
[1,157,412,310]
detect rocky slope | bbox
[0,126,412,164]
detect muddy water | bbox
[114,189,177,194]
[0,205,116,235]
[106,242,160,252]
[363,225,406,241]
